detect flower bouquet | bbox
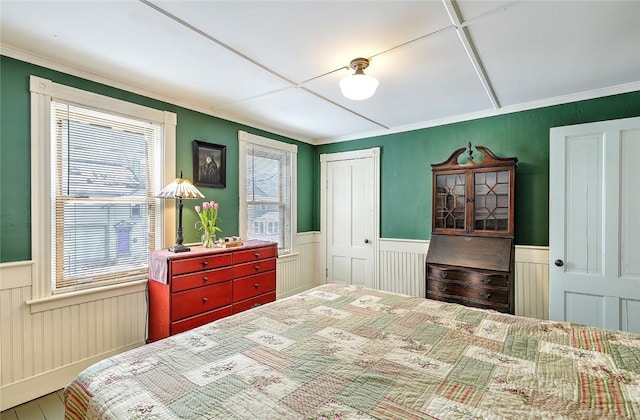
[195,201,222,247]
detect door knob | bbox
[554,259,564,267]
[364,239,370,244]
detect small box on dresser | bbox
[147,240,277,342]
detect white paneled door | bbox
[549,117,640,333]
[321,148,379,288]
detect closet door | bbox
[549,117,640,333]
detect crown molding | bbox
[1,44,314,145]
[314,80,640,145]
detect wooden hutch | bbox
[425,143,517,314]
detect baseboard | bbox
[0,341,144,411]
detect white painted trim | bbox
[0,342,144,412]
[378,238,428,254]
[26,279,147,313]
[29,76,176,299]
[238,130,298,254]
[314,81,640,145]
[3,45,314,145]
[320,148,381,288]
[0,261,33,290]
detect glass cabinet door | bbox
[473,170,510,232]
[434,173,466,230]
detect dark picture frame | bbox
[193,140,226,188]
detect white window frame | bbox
[238,130,297,255]
[28,76,176,307]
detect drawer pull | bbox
[479,292,491,299]
[254,252,260,258]
[254,265,260,271]
[202,276,209,282]
[438,285,447,292]
[254,283,260,289]
[202,297,209,303]
[202,261,209,267]
[482,277,492,284]
[441,271,448,279]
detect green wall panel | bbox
[317,91,640,246]
[0,56,313,262]
[2,55,639,262]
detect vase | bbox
[201,232,216,248]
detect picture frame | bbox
[193,140,226,188]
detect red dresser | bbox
[147,240,277,342]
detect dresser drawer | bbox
[171,306,233,335]
[172,266,233,293]
[233,291,276,314]
[427,279,509,306]
[427,291,509,312]
[171,253,233,276]
[171,282,232,321]
[427,265,509,289]
[233,258,276,278]
[233,246,277,264]
[233,271,276,302]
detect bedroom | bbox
[2,0,640,416]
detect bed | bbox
[64,283,640,419]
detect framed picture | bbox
[193,140,226,188]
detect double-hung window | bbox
[30,76,175,297]
[238,131,296,255]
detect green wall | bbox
[0,56,314,262]
[2,55,640,261]
[317,91,640,246]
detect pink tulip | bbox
[203,201,210,209]
[213,202,219,210]
[195,206,201,213]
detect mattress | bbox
[64,283,640,419]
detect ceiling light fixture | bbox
[339,57,379,101]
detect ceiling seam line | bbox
[298,87,389,130]
[442,0,500,109]
[138,0,298,88]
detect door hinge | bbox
[325,268,328,278]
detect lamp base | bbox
[169,244,190,253]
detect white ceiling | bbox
[2,1,639,144]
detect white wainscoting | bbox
[0,233,546,411]
[0,261,147,411]
[378,238,550,319]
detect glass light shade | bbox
[339,73,379,100]
[156,177,204,199]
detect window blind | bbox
[51,101,160,290]
[245,143,292,253]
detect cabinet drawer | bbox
[171,305,233,335]
[171,282,232,321]
[171,253,233,276]
[427,279,509,306]
[234,246,277,264]
[233,258,276,278]
[427,265,509,289]
[233,272,276,301]
[427,291,509,312]
[233,291,276,314]
[172,266,233,293]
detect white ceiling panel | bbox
[152,0,453,83]
[1,1,638,143]
[216,88,383,141]
[303,28,495,129]
[467,1,640,106]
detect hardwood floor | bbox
[0,390,64,420]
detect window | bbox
[238,131,296,255]
[30,76,175,297]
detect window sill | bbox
[277,251,299,260]
[26,279,147,313]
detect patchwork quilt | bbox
[64,284,640,419]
